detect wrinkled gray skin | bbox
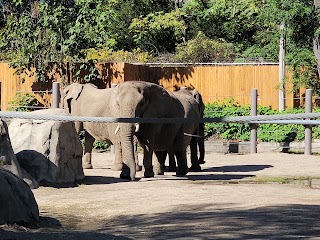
[168,88,206,171]
[116,81,188,179]
[154,88,203,174]
[191,88,205,164]
[62,83,125,173]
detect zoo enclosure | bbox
[1,84,318,156]
[0,62,303,111]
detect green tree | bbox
[174,31,237,62]
[130,9,186,53]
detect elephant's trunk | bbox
[119,123,136,181]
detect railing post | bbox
[52,82,60,108]
[110,83,117,154]
[305,89,313,155]
[250,89,258,153]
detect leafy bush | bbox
[93,140,111,152]
[204,99,320,142]
[7,92,42,112]
[79,131,111,152]
[174,31,237,63]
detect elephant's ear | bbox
[65,84,84,101]
[63,84,84,113]
[143,84,174,118]
[191,89,205,115]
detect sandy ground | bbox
[1,151,320,239]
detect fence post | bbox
[52,82,60,108]
[305,89,313,155]
[250,89,258,153]
[110,83,117,154]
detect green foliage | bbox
[93,140,111,152]
[204,100,320,142]
[7,92,41,112]
[181,0,260,50]
[86,48,150,63]
[79,131,111,151]
[204,99,251,140]
[130,9,186,53]
[0,0,319,96]
[174,31,237,62]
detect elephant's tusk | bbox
[184,133,202,138]
[135,123,140,132]
[115,125,120,135]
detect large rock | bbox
[8,109,84,185]
[0,169,39,224]
[0,119,38,188]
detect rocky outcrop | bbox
[0,119,38,188]
[0,169,39,224]
[8,109,84,185]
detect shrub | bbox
[174,31,237,63]
[204,99,320,142]
[79,131,111,152]
[7,92,42,112]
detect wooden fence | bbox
[0,61,299,110]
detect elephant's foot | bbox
[112,163,123,171]
[144,168,155,178]
[198,159,206,164]
[176,168,188,177]
[189,164,201,171]
[120,167,131,180]
[83,162,93,169]
[165,165,177,172]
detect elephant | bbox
[191,88,205,164]
[155,87,204,174]
[62,83,137,175]
[115,81,190,179]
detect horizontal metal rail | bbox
[1,111,320,125]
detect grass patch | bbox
[251,176,312,184]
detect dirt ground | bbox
[2,151,320,239]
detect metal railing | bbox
[2,82,318,155]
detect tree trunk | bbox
[314,0,320,77]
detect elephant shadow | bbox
[184,164,273,181]
[186,174,256,181]
[80,176,135,185]
[204,164,274,173]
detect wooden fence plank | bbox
[0,62,295,110]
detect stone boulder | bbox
[8,109,84,185]
[0,119,38,188]
[0,169,39,224]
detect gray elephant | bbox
[116,81,189,179]
[192,88,205,164]
[62,83,125,172]
[155,87,203,173]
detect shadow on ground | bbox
[187,174,256,181]
[204,164,273,173]
[1,204,319,239]
[101,204,320,239]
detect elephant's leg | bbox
[189,136,201,171]
[154,151,166,175]
[198,123,205,164]
[83,131,94,169]
[174,150,188,176]
[143,148,154,178]
[112,141,123,171]
[166,152,177,172]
